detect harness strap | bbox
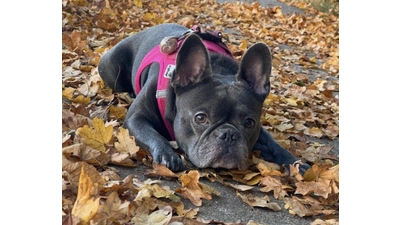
[134,27,233,140]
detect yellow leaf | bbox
[62,87,75,100]
[71,163,101,224]
[144,12,154,21]
[133,0,142,8]
[109,105,127,119]
[72,95,90,104]
[284,97,298,106]
[239,39,248,51]
[115,127,139,155]
[76,117,113,151]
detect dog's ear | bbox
[237,42,272,99]
[171,34,212,88]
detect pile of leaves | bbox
[62,0,339,224]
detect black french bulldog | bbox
[98,23,309,173]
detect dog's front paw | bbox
[298,163,311,174]
[153,150,184,172]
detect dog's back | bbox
[98,23,188,94]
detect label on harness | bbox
[163,64,175,79]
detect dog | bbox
[98,23,309,173]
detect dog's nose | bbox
[215,128,239,142]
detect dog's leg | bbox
[123,69,184,172]
[254,128,310,173]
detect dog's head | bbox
[166,34,272,170]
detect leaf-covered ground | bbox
[62,0,339,224]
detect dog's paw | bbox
[153,151,184,172]
[298,163,311,175]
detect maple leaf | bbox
[114,127,139,155]
[93,191,131,224]
[76,117,113,151]
[283,196,315,217]
[175,170,212,206]
[259,176,292,200]
[296,164,339,199]
[71,163,102,224]
[295,179,331,199]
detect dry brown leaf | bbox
[145,163,179,178]
[283,196,315,217]
[236,192,281,211]
[175,170,212,206]
[257,162,283,177]
[114,127,139,155]
[93,191,131,223]
[133,206,173,225]
[259,176,291,200]
[110,152,135,167]
[295,179,331,199]
[311,218,339,225]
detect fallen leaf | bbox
[133,206,173,225]
[114,127,139,155]
[76,117,113,151]
[295,179,331,199]
[236,192,281,211]
[283,196,314,217]
[71,163,102,224]
[175,170,212,206]
[259,176,290,200]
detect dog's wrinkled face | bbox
[167,34,272,170]
[173,80,264,170]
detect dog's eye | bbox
[195,113,208,124]
[244,118,255,128]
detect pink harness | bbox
[134,34,232,140]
